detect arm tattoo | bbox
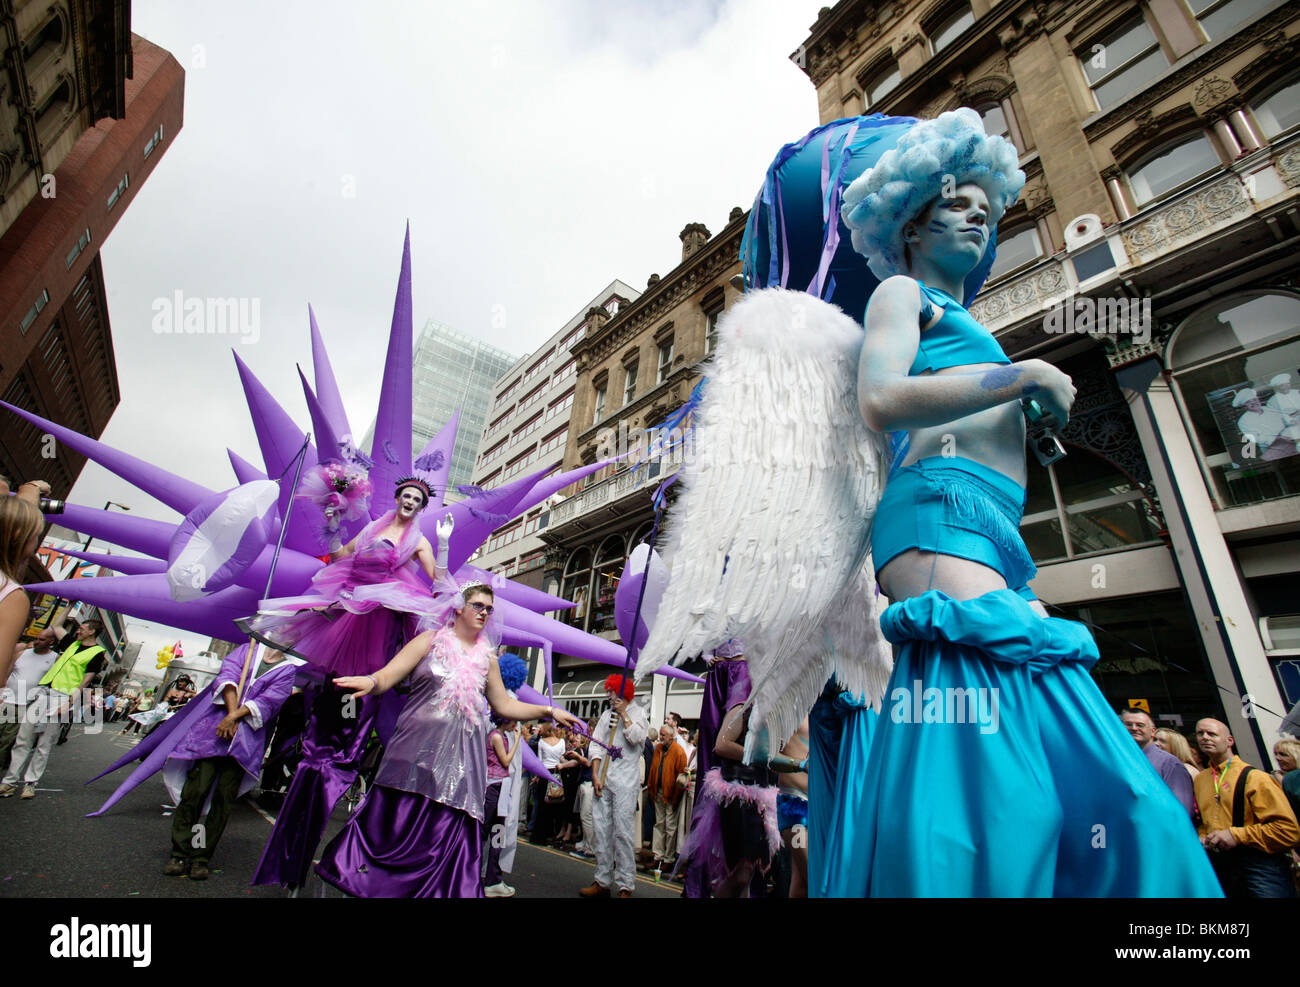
[979,366,1022,390]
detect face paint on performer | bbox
[904,183,991,273]
[395,486,427,519]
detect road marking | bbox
[247,800,277,826]
[518,841,682,892]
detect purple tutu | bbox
[315,784,484,898]
[238,513,438,677]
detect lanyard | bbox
[1211,756,1234,804]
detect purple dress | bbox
[239,511,437,677]
[164,647,294,802]
[315,626,492,898]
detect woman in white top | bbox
[0,494,43,684]
[533,724,569,844]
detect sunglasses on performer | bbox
[467,601,494,616]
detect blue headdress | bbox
[497,652,528,693]
[741,109,1022,321]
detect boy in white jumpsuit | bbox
[579,674,648,898]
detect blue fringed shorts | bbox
[870,455,1037,592]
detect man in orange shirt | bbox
[647,723,688,872]
[1194,718,1300,897]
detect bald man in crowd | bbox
[1193,718,1300,898]
[1119,708,1194,817]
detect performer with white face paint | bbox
[579,674,648,898]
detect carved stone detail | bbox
[1277,145,1300,188]
[1194,76,1233,106]
[968,261,1069,330]
[1120,177,1252,263]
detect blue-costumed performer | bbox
[637,109,1221,897]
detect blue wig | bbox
[497,653,528,693]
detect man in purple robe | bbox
[163,644,294,880]
[1120,707,1195,819]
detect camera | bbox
[39,497,66,514]
[1022,398,1067,467]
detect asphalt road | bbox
[0,720,681,899]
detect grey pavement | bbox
[0,720,681,899]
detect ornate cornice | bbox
[1081,0,1300,142]
[1108,104,1199,167]
[1232,26,1300,94]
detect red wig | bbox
[604,673,635,700]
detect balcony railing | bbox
[543,460,672,529]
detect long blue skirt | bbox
[830,588,1221,897]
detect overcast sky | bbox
[61,0,830,663]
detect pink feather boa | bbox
[427,626,491,730]
[699,766,782,857]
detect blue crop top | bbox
[910,281,1010,376]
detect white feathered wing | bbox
[636,288,895,748]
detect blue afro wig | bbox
[497,653,528,692]
[841,108,1025,283]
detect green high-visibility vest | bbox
[39,640,106,695]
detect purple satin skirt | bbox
[315,785,485,898]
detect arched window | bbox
[22,10,67,73]
[1124,133,1221,206]
[591,535,628,634]
[1169,291,1300,507]
[561,547,593,629]
[978,102,1009,140]
[34,76,74,147]
[986,225,1043,282]
[1251,77,1300,139]
[861,59,901,109]
[927,3,974,54]
[1021,447,1160,564]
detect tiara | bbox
[394,475,432,499]
[459,580,492,596]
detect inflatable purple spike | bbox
[368,225,414,509]
[1,401,211,516]
[413,410,458,509]
[230,350,320,556]
[21,575,261,641]
[228,448,266,484]
[298,366,343,465]
[55,548,167,577]
[308,304,353,442]
[49,504,176,560]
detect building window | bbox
[705,307,722,354]
[986,226,1044,281]
[1020,447,1161,564]
[861,60,901,109]
[593,384,606,425]
[65,227,91,269]
[928,4,974,54]
[106,173,129,210]
[561,548,593,630]
[1189,0,1274,40]
[1079,15,1168,112]
[19,290,50,334]
[606,299,620,315]
[1169,291,1300,508]
[1251,78,1300,139]
[657,340,674,384]
[1125,133,1221,206]
[623,363,638,406]
[144,124,165,158]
